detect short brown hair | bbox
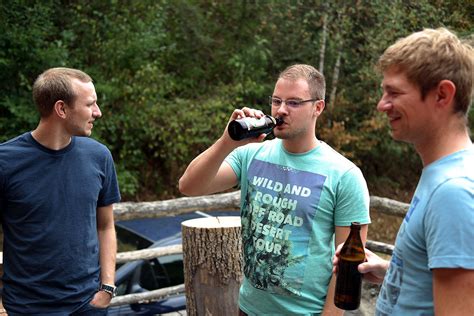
[32,67,92,117]
[378,28,474,116]
[279,64,326,101]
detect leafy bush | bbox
[1,0,471,200]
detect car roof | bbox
[115,210,239,244]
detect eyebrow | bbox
[381,83,397,90]
[272,96,305,100]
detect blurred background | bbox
[1,1,472,221]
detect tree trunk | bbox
[182,216,243,316]
[319,13,327,74]
[328,48,342,111]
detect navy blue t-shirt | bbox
[0,132,121,313]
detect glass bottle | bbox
[334,222,365,310]
[227,115,283,141]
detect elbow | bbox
[178,176,200,196]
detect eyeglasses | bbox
[269,96,319,108]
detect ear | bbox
[435,80,456,109]
[313,100,325,117]
[53,100,67,119]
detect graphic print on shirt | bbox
[404,196,419,223]
[242,159,326,297]
[375,252,404,315]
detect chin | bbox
[274,132,290,140]
[76,130,92,137]
[390,132,409,143]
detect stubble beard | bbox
[274,126,306,140]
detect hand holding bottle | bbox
[226,107,283,141]
[356,248,390,284]
[333,243,390,285]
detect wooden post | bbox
[182,216,243,316]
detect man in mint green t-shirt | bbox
[179,64,370,315]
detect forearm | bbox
[322,274,344,316]
[179,136,237,196]
[98,224,116,285]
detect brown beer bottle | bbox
[228,115,283,141]
[334,222,365,310]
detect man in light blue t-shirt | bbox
[333,28,474,315]
[180,64,370,315]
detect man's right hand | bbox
[333,244,389,285]
[223,107,269,144]
[357,248,390,284]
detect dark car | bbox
[109,210,238,315]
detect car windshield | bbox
[116,225,153,253]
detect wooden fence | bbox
[109,191,409,307]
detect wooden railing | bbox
[0,192,407,308]
[109,191,409,307]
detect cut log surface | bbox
[182,216,243,316]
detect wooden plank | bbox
[113,192,410,221]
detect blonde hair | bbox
[33,67,92,117]
[279,64,326,100]
[378,28,474,115]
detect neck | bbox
[31,120,72,150]
[415,126,472,166]
[282,135,320,154]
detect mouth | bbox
[388,116,401,124]
[387,112,401,124]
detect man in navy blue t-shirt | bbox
[0,68,121,315]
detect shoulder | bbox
[73,137,116,167]
[0,132,30,148]
[233,139,278,157]
[424,176,473,232]
[430,176,473,207]
[0,132,31,161]
[74,137,112,155]
[427,148,474,206]
[318,142,358,169]
[316,142,364,181]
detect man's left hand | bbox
[89,290,112,308]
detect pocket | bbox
[88,302,108,310]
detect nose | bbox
[93,104,102,118]
[276,101,289,116]
[377,95,392,112]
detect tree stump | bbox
[182,216,243,316]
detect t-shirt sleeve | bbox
[98,150,121,207]
[426,177,474,269]
[225,147,243,183]
[334,166,371,226]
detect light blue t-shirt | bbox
[226,139,370,315]
[376,146,474,315]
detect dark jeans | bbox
[71,302,108,316]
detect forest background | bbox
[1,1,473,217]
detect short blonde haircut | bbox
[279,64,326,101]
[33,67,92,117]
[378,28,474,115]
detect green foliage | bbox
[1,0,472,200]
[0,0,68,141]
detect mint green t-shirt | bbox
[225,139,370,315]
